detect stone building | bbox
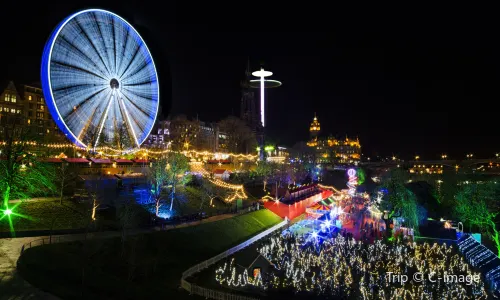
[0,81,63,140]
[306,114,361,164]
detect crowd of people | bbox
[215,232,487,299]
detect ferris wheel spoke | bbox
[118,92,149,134]
[76,89,113,142]
[115,24,130,79]
[54,35,110,79]
[61,87,108,119]
[111,16,117,76]
[94,91,115,149]
[121,83,157,99]
[51,60,108,82]
[94,12,116,76]
[120,60,150,83]
[67,88,111,136]
[116,90,140,147]
[118,43,142,81]
[74,16,112,78]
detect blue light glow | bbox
[41,9,159,150]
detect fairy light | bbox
[190,162,247,201]
[214,232,487,298]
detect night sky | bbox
[2,2,499,159]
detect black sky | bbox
[2,2,499,159]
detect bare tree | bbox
[56,161,76,204]
[148,157,169,217]
[165,153,189,211]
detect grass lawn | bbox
[145,185,258,218]
[0,200,88,233]
[0,199,153,235]
[18,209,283,299]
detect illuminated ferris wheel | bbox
[41,9,159,151]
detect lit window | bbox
[0,107,2,112]
[4,94,9,102]
[47,129,50,133]
[17,110,21,114]
[28,95,32,100]
[11,108,16,113]
[27,119,31,124]
[11,96,16,103]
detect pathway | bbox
[0,212,237,300]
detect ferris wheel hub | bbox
[110,78,119,89]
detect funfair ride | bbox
[41,9,159,152]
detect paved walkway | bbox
[0,212,236,300]
[7,197,59,204]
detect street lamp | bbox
[441,154,447,159]
[415,155,420,160]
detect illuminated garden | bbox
[212,232,486,299]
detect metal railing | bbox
[180,218,288,299]
[20,235,73,254]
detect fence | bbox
[20,235,74,254]
[180,218,289,299]
[458,234,500,295]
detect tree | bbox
[56,161,76,204]
[380,169,420,236]
[113,121,133,151]
[165,153,189,211]
[217,116,256,153]
[148,157,169,217]
[0,124,55,210]
[455,181,500,256]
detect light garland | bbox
[190,162,248,202]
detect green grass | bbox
[18,209,282,299]
[0,200,88,233]
[147,185,258,217]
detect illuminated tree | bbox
[0,125,55,206]
[148,156,169,217]
[381,169,420,236]
[56,161,76,204]
[165,153,189,211]
[455,181,500,256]
[0,123,56,235]
[113,121,133,151]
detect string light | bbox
[190,162,247,201]
[215,233,487,298]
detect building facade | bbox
[0,81,63,140]
[306,115,361,164]
[144,117,228,153]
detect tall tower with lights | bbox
[309,113,321,139]
[249,64,282,159]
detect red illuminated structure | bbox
[264,184,333,220]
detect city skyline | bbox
[2,2,499,158]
